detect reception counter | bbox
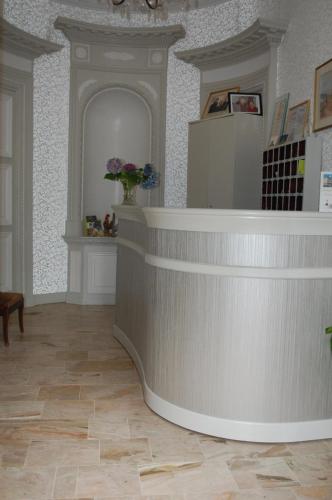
[113,206,332,442]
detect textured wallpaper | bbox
[3,0,332,295]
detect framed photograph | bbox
[284,100,310,142]
[228,92,262,115]
[314,58,332,132]
[202,86,240,119]
[268,93,290,147]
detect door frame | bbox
[0,64,33,300]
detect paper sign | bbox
[319,172,332,212]
[297,159,305,175]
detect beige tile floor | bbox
[0,303,331,500]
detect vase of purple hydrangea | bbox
[104,158,159,205]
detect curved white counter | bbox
[113,206,332,442]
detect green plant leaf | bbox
[325,326,332,335]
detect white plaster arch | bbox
[81,85,153,217]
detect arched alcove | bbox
[83,87,152,218]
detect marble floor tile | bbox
[0,401,44,420]
[228,457,299,489]
[129,416,195,440]
[80,384,142,401]
[0,419,89,441]
[66,359,134,373]
[149,435,204,464]
[0,439,30,467]
[287,441,330,455]
[0,385,39,401]
[139,461,238,496]
[76,465,141,496]
[55,351,89,361]
[101,369,140,384]
[95,399,153,419]
[100,437,152,465]
[52,465,78,498]
[25,439,100,466]
[293,485,332,499]
[88,348,129,361]
[198,436,292,462]
[38,385,80,400]
[0,466,56,500]
[88,417,131,440]
[285,454,332,486]
[42,400,94,419]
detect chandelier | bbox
[111,0,161,8]
[102,0,196,19]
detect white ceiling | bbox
[51,0,230,13]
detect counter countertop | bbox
[114,206,332,235]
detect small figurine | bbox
[103,213,113,236]
[110,213,118,238]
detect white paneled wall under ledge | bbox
[114,206,332,443]
[64,237,117,305]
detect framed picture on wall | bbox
[268,93,289,147]
[202,86,240,119]
[314,58,332,132]
[284,100,310,142]
[228,92,263,115]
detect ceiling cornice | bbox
[175,18,288,70]
[0,17,63,60]
[54,16,185,48]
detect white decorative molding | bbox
[114,324,332,443]
[54,16,185,48]
[0,93,13,158]
[26,293,67,307]
[69,250,81,293]
[175,18,288,70]
[72,43,90,62]
[0,17,63,60]
[0,164,12,226]
[0,232,12,291]
[114,205,146,225]
[117,233,332,280]
[87,252,117,294]
[142,207,332,236]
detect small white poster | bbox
[319,172,332,212]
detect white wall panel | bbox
[87,252,117,294]
[0,164,12,225]
[0,232,12,291]
[0,94,13,158]
[69,250,81,292]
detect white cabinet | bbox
[187,114,262,209]
[65,237,117,305]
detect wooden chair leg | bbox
[18,301,24,333]
[3,310,9,346]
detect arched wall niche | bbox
[54,16,185,238]
[82,85,153,219]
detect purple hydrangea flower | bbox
[106,158,124,174]
[123,163,137,172]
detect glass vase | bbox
[121,182,137,206]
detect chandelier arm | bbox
[145,0,160,9]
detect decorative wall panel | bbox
[0,93,13,158]
[87,252,117,295]
[0,164,12,226]
[0,232,12,291]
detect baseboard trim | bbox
[113,324,332,443]
[26,292,66,307]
